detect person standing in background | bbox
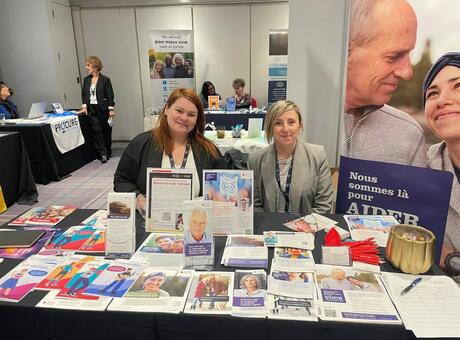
[79,56,115,163]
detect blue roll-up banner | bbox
[336,156,453,263]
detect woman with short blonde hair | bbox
[248,100,333,214]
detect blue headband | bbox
[423,52,460,103]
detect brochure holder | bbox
[105,192,136,259]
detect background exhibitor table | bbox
[0,115,97,184]
[205,112,266,130]
[0,210,449,340]
[0,132,37,206]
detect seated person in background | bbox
[423,52,460,283]
[232,78,252,109]
[113,88,227,213]
[0,81,18,119]
[248,100,334,214]
[200,81,221,109]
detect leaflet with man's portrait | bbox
[182,200,214,270]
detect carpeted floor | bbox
[0,142,128,225]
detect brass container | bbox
[216,126,226,139]
[385,224,435,274]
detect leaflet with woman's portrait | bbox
[314,264,401,324]
[231,269,267,318]
[184,271,234,314]
[108,268,194,313]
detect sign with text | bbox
[336,156,452,262]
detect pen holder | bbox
[385,224,435,274]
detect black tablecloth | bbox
[205,112,265,130]
[0,132,37,206]
[0,211,448,340]
[0,115,97,184]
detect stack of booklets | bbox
[8,206,76,227]
[0,226,58,260]
[221,235,268,268]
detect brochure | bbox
[184,271,234,314]
[232,270,267,318]
[80,210,107,228]
[56,261,109,300]
[35,255,96,290]
[0,258,55,302]
[146,168,193,232]
[314,265,401,324]
[203,170,253,235]
[273,247,315,271]
[131,232,184,269]
[283,213,338,234]
[221,235,268,268]
[344,215,399,247]
[182,200,214,270]
[36,289,112,311]
[268,263,314,298]
[84,261,143,298]
[46,226,105,253]
[263,231,314,250]
[8,205,76,227]
[108,268,193,313]
[268,294,318,321]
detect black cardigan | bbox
[81,73,115,113]
[113,131,227,196]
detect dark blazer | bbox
[81,73,115,113]
[114,131,227,196]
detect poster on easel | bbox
[148,30,195,107]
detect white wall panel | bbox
[79,7,143,140]
[0,0,59,115]
[135,6,193,109]
[194,5,250,103]
[250,3,288,108]
[287,0,348,166]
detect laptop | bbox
[27,102,48,119]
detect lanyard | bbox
[168,142,191,169]
[275,157,294,212]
